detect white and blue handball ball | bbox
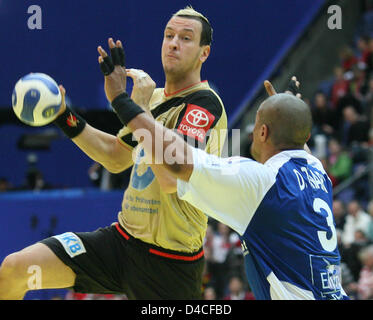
[12,73,62,126]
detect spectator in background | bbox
[341,106,370,146]
[356,34,371,65]
[333,199,347,231]
[209,222,239,299]
[335,94,363,128]
[88,162,106,188]
[203,224,214,259]
[311,92,337,136]
[331,66,350,109]
[203,286,217,300]
[201,224,215,290]
[369,127,373,146]
[223,276,255,300]
[88,162,130,190]
[339,46,358,71]
[349,245,373,299]
[342,200,371,247]
[326,138,352,186]
[22,153,53,191]
[342,229,371,282]
[366,200,373,242]
[358,76,373,122]
[363,37,373,80]
[24,170,52,191]
[349,64,368,100]
[210,223,231,298]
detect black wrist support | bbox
[111,92,145,125]
[54,106,87,139]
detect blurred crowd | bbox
[238,4,373,300]
[201,221,255,300]
[297,6,373,300]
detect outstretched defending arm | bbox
[97,38,195,182]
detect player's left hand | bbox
[126,68,156,111]
[97,38,127,102]
[264,76,302,98]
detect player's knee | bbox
[0,252,32,299]
[0,251,29,281]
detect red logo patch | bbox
[66,113,79,127]
[177,104,215,142]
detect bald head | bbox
[258,94,312,149]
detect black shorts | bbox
[40,223,205,300]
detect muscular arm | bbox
[55,85,133,174]
[128,113,194,182]
[72,124,133,173]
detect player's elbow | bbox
[105,165,124,174]
[103,159,131,174]
[104,145,134,173]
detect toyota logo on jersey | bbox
[177,104,215,142]
[186,109,210,127]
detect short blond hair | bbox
[172,6,213,46]
[173,6,210,25]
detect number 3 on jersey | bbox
[313,198,337,252]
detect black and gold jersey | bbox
[116,81,227,253]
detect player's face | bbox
[161,16,207,77]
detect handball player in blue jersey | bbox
[96,44,349,299]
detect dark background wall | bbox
[1,0,324,115]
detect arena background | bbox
[1,0,372,300]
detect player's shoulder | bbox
[304,152,326,174]
[186,88,224,109]
[183,89,226,126]
[265,150,320,175]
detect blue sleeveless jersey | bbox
[178,148,349,300]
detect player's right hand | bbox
[126,68,156,111]
[97,38,127,103]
